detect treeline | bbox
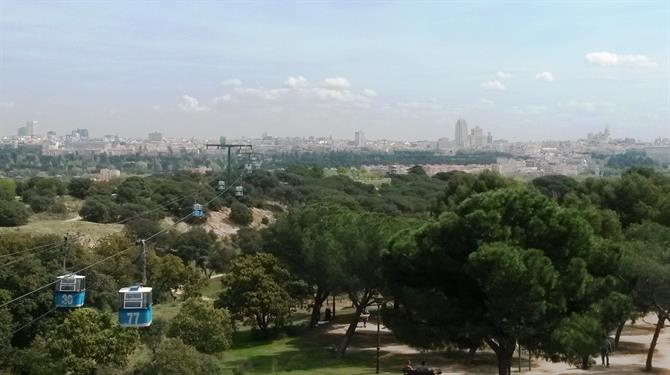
[0,146,507,177]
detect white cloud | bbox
[212,94,232,104]
[323,77,352,90]
[234,87,288,101]
[534,71,555,82]
[585,52,657,68]
[481,80,505,91]
[496,71,512,80]
[220,78,243,87]
[480,98,494,105]
[362,89,377,97]
[284,76,310,88]
[151,105,161,112]
[0,101,15,109]
[178,94,210,112]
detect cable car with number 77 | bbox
[118,285,153,327]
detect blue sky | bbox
[0,1,667,140]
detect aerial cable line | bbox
[0,243,61,269]
[0,178,241,310]
[0,241,69,260]
[114,172,243,225]
[8,306,59,337]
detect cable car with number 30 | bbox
[118,285,153,327]
[55,274,86,308]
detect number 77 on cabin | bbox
[118,285,153,327]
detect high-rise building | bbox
[17,126,28,137]
[72,128,89,138]
[148,131,163,142]
[354,130,365,148]
[25,121,37,136]
[455,118,468,148]
[219,136,227,145]
[470,126,484,147]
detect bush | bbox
[67,178,94,199]
[80,196,118,223]
[25,194,55,213]
[229,201,253,226]
[0,200,30,226]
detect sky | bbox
[0,1,668,141]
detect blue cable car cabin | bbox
[234,186,244,197]
[55,274,86,308]
[118,286,153,327]
[192,203,205,218]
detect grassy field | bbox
[0,217,123,244]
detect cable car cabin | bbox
[234,186,244,197]
[55,274,86,308]
[192,203,205,218]
[118,286,153,327]
[217,180,226,191]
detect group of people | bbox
[402,360,442,375]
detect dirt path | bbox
[337,313,670,374]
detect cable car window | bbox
[125,292,142,300]
[124,300,143,308]
[60,278,76,291]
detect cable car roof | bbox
[119,286,152,293]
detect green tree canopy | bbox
[383,187,628,375]
[218,254,296,334]
[167,298,232,353]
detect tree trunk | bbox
[466,346,477,364]
[645,312,667,371]
[308,288,329,329]
[614,320,625,349]
[485,338,515,375]
[336,303,365,358]
[580,355,590,370]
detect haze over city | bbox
[0,1,668,141]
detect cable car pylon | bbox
[55,233,86,308]
[118,239,153,327]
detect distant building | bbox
[354,130,365,148]
[72,128,89,139]
[219,136,227,145]
[470,126,484,147]
[455,118,468,148]
[25,121,37,136]
[17,126,28,137]
[99,168,121,182]
[148,132,163,142]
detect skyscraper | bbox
[25,121,37,136]
[354,130,365,148]
[455,119,468,148]
[148,131,163,142]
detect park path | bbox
[333,313,670,374]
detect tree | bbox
[139,318,168,355]
[264,204,350,329]
[45,308,139,375]
[234,227,264,255]
[167,298,232,353]
[67,178,93,199]
[149,253,203,302]
[620,222,670,371]
[0,200,29,226]
[134,338,221,375]
[125,218,162,241]
[218,254,296,334]
[79,196,118,223]
[383,187,627,375]
[171,227,218,274]
[229,201,253,226]
[0,178,17,201]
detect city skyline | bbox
[0,1,668,141]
